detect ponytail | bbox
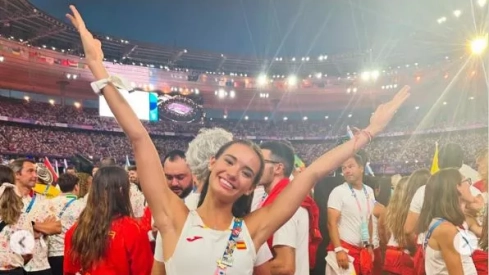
[0,184,23,224]
[0,165,22,225]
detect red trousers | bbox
[383,246,414,275]
[472,250,488,275]
[412,244,425,275]
[373,248,382,275]
[327,241,373,275]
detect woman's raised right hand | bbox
[66,5,104,64]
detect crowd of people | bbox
[0,123,486,174]
[0,97,487,174]
[0,96,486,137]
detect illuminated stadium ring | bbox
[158,95,203,123]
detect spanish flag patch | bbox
[236,240,247,250]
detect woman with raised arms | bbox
[66,5,410,274]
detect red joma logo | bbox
[186,236,203,242]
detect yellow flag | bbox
[431,142,439,174]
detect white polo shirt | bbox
[251,186,267,212]
[328,183,376,247]
[272,207,310,275]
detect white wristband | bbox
[334,246,344,253]
[147,230,156,242]
[90,74,133,95]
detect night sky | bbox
[30,0,465,59]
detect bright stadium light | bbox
[287,75,298,86]
[371,70,380,80]
[470,34,488,55]
[361,71,371,81]
[478,0,486,7]
[257,74,268,86]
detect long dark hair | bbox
[198,140,264,218]
[70,166,133,270]
[0,165,21,225]
[417,169,465,234]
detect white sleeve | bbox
[130,187,146,218]
[184,193,200,210]
[470,185,482,197]
[327,186,343,211]
[251,186,266,212]
[409,186,425,214]
[367,187,377,206]
[154,232,164,262]
[272,212,298,248]
[254,243,273,266]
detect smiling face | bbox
[208,142,263,204]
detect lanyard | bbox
[424,218,472,252]
[215,218,243,275]
[25,194,37,214]
[423,218,445,250]
[257,192,268,208]
[59,195,77,218]
[347,184,371,219]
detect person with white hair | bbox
[184,127,234,209]
[152,128,273,275]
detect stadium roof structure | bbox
[1,0,478,77]
[0,0,365,77]
[0,0,486,113]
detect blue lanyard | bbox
[25,194,36,214]
[215,218,243,274]
[423,218,445,250]
[59,196,77,218]
[424,218,472,252]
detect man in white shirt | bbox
[10,158,61,275]
[258,141,309,275]
[127,165,139,188]
[404,143,484,244]
[251,168,297,212]
[125,165,145,218]
[327,155,375,275]
[44,173,84,275]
